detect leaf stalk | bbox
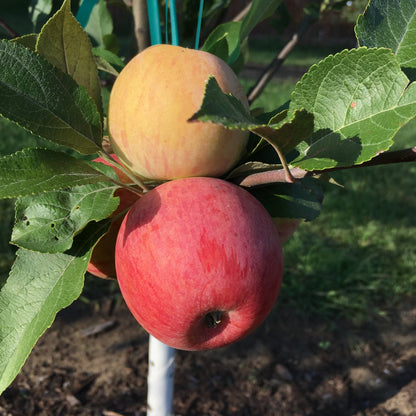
[98,150,150,193]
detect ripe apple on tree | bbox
[115,177,283,351]
[108,44,250,180]
[87,155,140,279]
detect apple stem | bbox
[205,310,223,328]
[97,150,151,193]
[147,335,176,416]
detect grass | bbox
[279,120,416,323]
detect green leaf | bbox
[249,177,323,221]
[93,47,125,76]
[93,57,119,77]
[227,161,283,180]
[202,0,281,66]
[11,182,120,253]
[0,149,114,199]
[189,76,257,127]
[93,47,125,68]
[11,34,38,51]
[252,109,314,155]
[289,47,416,170]
[0,39,102,154]
[189,76,313,154]
[0,220,110,395]
[84,0,117,52]
[355,0,416,75]
[36,0,103,119]
[102,33,120,55]
[240,0,282,40]
[201,21,242,65]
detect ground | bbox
[0,290,415,416]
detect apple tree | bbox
[0,0,415,414]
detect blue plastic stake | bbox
[165,1,169,44]
[195,0,204,49]
[147,0,162,45]
[169,0,179,46]
[76,0,99,28]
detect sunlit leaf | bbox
[36,0,103,117]
[0,149,113,199]
[0,221,110,395]
[355,0,416,77]
[12,182,120,253]
[289,47,416,170]
[189,76,256,127]
[0,39,102,154]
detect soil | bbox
[1,292,415,416]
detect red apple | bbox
[115,177,283,350]
[87,155,139,279]
[108,44,250,180]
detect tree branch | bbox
[0,17,20,38]
[247,13,317,104]
[232,1,252,22]
[233,147,416,187]
[131,0,150,53]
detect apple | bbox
[115,177,283,351]
[108,44,250,181]
[273,217,301,244]
[87,155,139,279]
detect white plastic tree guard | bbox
[147,335,176,416]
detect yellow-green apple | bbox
[87,155,139,279]
[115,177,283,350]
[108,44,250,180]
[273,217,301,244]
